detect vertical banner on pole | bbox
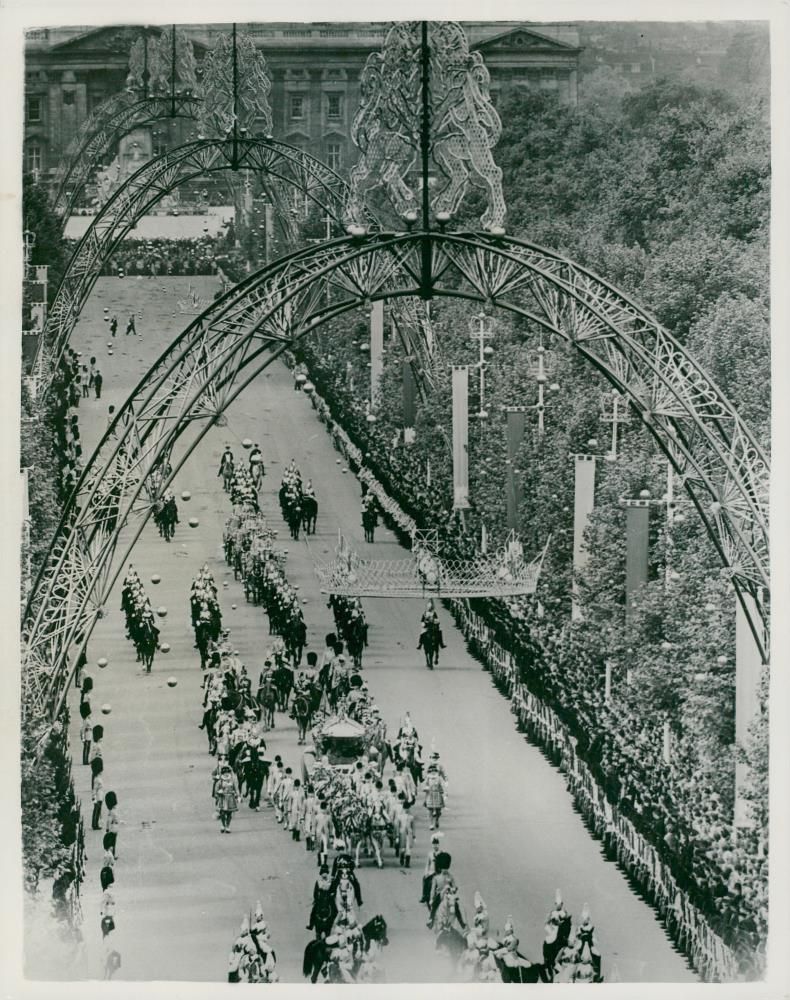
[735,591,764,828]
[624,500,650,624]
[423,301,434,355]
[370,300,384,405]
[452,366,470,509]
[402,358,417,427]
[264,203,274,264]
[505,409,527,531]
[402,358,417,445]
[571,454,596,621]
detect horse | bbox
[394,739,423,787]
[361,505,377,543]
[420,621,442,670]
[195,621,213,668]
[222,459,234,493]
[287,498,303,540]
[346,625,365,671]
[257,679,277,730]
[284,616,307,667]
[542,914,573,979]
[291,691,312,745]
[361,914,389,951]
[364,805,388,869]
[436,926,467,964]
[303,916,388,984]
[301,494,318,535]
[242,748,268,808]
[273,664,294,712]
[303,938,331,984]
[201,703,219,753]
[138,622,159,673]
[494,954,550,983]
[308,680,323,718]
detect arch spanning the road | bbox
[37,136,362,394]
[49,92,202,222]
[22,230,770,724]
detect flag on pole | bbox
[402,358,417,428]
[370,300,384,405]
[452,366,470,509]
[505,409,526,530]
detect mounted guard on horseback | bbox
[218,444,234,492]
[417,600,446,669]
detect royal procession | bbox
[9,7,782,993]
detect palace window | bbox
[62,90,75,106]
[289,94,305,120]
[26,142,42,174]
[327,94,342,120]
[27,96,42,122]
[327,142,342,171]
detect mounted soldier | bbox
[218,444,234,491]
[417,600,446,668]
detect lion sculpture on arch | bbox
[345,21,506,232]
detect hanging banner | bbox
[452,366,470,509]
[625,500,650,623]
[505,408,527,531]
[264,202,275,263]
[370,300,384,405]
[571,454,597,621]
[402,358,417,428]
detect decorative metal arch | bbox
[49,92,201,222]
[22,229,770,726]
[37,136,364,394]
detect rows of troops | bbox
[144,445,606,983]
[223,509,307,666]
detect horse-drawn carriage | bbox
[301,716,371,783]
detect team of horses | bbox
[279,475,319,540]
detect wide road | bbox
[66,277,695,983]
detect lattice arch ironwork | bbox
[37,136,365,394]
[22,229,770,727]
[49,92,202,222]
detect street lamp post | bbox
[601,389,630,460]
[469,312,494,419]
[528,339,558,437]
[23,229,36,279]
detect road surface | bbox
[62,277,695,983]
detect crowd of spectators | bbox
[48,347,89,501]
[64,236,222,278]
[287,310,767,974]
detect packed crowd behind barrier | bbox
[289,364,763,982]
[275,314,767,978]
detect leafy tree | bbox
[22,175,69,305]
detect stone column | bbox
[569,67,579,106]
